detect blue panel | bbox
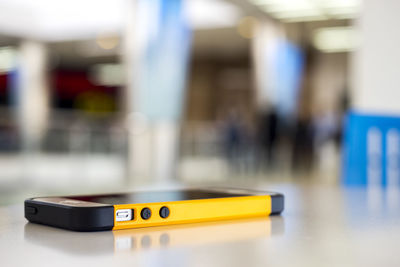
[138,0,192,122]
[273,41,304,118]
[342,111,400,186]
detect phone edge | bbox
[24,199,114,232]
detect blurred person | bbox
[220,108,251,173]
[256,106,278,170]
[313,111,339,151]
[311,109,341,176]
[335,88,350,145]
[292,115,313,172]
[291,45,314,173]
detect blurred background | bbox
[0,0,398,204]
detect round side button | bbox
[159,206,170,218]
[141,208,151,220]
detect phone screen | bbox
[65,189,248,205]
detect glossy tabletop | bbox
[1,184,400,267]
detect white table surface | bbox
[1,184,400,267]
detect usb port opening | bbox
[116,209,133,222]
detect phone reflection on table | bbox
[24,223,114,255]
[24,216,284,255]
[113,216,284,252]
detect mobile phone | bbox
[24,188,284,232]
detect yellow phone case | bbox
[113,195,272,230]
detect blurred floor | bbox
[0,151,339,206]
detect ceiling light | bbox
[249,0,362,22]
[237,16,259,39]
[312,26,359,53]
[186,0,242,29]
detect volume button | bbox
[159,206,170,218]
[141,208,152,220]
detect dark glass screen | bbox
[66,189,251,205]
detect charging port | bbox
[116,209,133,221]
